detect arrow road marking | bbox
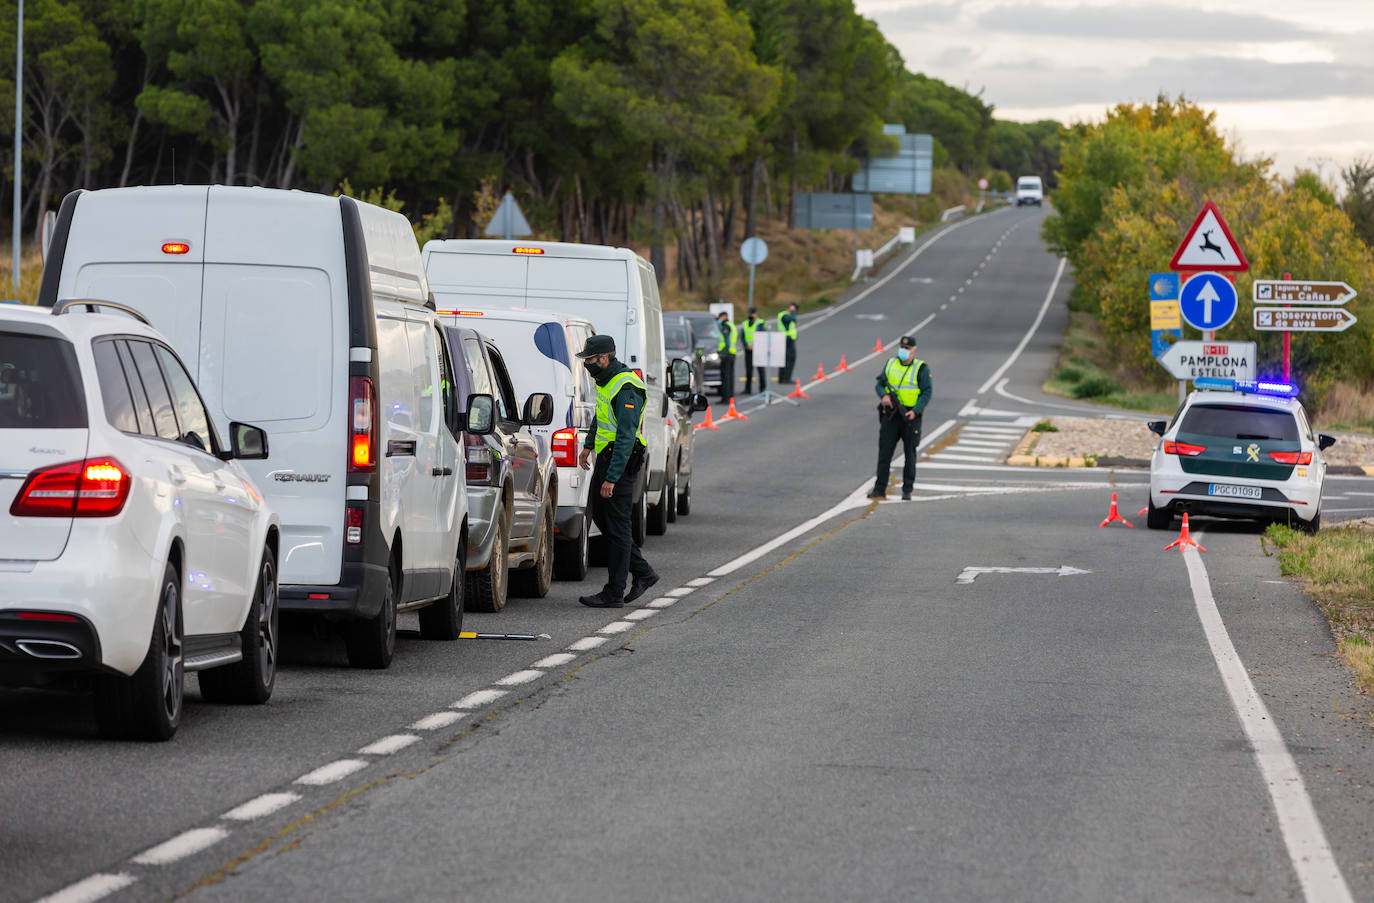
[955,565,1091,585]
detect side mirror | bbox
[1318,433,1337,451]
[691,393,709,413]
[523,392,555,426]
[465,394,495,435]
[1147,420,1167,436]
[668,357,692,400]
[227,422,269,460]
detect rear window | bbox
[0,331,87,429]
[1178,404,1298,441]
[664,323,691,351]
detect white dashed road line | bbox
[598,621,635,635]
[495,669,544,687]
[533,652,577,668]
[295,759,368,787]
[358,734,421,756]
[221,792,301,822]
[452,689,508,709]
[568,636,609,651]
[411,711,462,731]
[34,873,135,903]
[132,827,229,866]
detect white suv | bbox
[0,300,279,740]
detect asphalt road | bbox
[7,206,1374,903]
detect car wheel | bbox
[345,557,397,669]
[631,479,647,548]
[647,479,669,537]
[555,511,590,581]
[1298,509,1321,534]
[95,561,184,741]
[665,469,678,524]
[676,479,691,516]
[512,502,554,598]
[1146,497,1171,530]
[467,505,509,613]
[200,547,278,704]
[419,538,466,640]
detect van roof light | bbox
[161,242,190,255]
[512,247,544,255]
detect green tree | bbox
[1342,157,1374,248]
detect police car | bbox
[1146,378,1335,533]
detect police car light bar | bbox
[1193,377,1299,398]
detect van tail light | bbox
[464,432,491,485]
[1163,440,1206,457]
[1268,451,1312,465]
[349,376,377,472]
[551,428,578,467]
[632,369,643,380]
[345,506,364,545]
[9,457,131,517]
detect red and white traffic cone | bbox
[787,380,809,400]
[721,398,748,421]
[1164,513,1206,552]
[1098,492,1134,528]
[812,362,829,382]
[696,405,719,431]
[835,354,852,372]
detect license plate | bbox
[1209,483,1262,499]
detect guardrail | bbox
[851,226,916,281]
[940,205,965,222]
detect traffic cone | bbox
[1138,506,1148,517]
[872,338,884,353]
[721,398,748,421]
[812,362,829,382]
[695,405,719,431]
[1098,492,1134,528]
[1163,513,1206,552]
[787,380,809,400]
[835,354,852,372]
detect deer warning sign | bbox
[1170,200,1249,273]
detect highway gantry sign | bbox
[1170,200,1249,273]
[1252,280,1356,305]
[1178,271,1238,331]
[1254,307,1358,332]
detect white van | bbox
[39,186,488,669]
[436,306,598,578]
[1016,175,1044,207]
[422,240,674,540]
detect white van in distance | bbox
[422,240,674,542]
[1016,176,1044,207]
[39,186,490,669]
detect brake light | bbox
[349,376,377,472]
[345,506,364,544]
[1268,451,1312,465]
[551,428,578,467]
[161,242,190,254]
[632,369,643,379]
[512,247,544,255]
[1163,440,1206,457]
[9,457,131,517]
[16,611,80,622]
[435,310,484,316]
[464,432,491,484]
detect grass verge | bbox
[1043,310,1176,415]
[1264,521,1374,695]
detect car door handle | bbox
[168,466,187,485]
[386,440,416,457]
[431,467,453,476]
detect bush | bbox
[1056,366,1083,384]
[1031,419,1058,432]
[1073,375,1119,398]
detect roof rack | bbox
[51,298,151,326]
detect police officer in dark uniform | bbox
[776,302,798,384]
[716,311,738,403]
[741,307,767,394]
[869,335,931,501]
[576,334,659,607]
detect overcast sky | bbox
[857,0,1374,184]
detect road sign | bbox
[1178,271,1238,330]
[1254,307,1357,332]
[1149,272,1179,300]
[1252,279,1355,305]
[740,236,768,265]
[977,178,989,190]
[1157,341,1256,381]
[484,192,532,239]
[1170,200,1248,272]
[1151,301,1181,330]
[853,128,933,195]
[794,192,873,230]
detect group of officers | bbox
[572,308,930,605]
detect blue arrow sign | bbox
[1179,272,1237,331]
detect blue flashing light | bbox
[1194,376,1299,398]
[1193,377,1234,391]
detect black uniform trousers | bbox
[591,452,652,601]
[778,340,796,384]
[742,350,766,393]
[873,412,921,496]
[718,353,736,402]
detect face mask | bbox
[584,359,604,378]
[897,348,912,362]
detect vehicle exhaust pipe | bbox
[16,639,83,660]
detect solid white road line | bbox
[295,760,368,787]
[410,711,462,731]
[533,653,577,668]
[34,874,135,903]
[221,792,300,822]
[495,669,544,687]
[567,636,609,651]
[132,827,229,866]
[452,689,509,709]
[977,256,1068,395]
[1182,548,1354,903]
[358,734,421,756]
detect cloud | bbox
[931,45,978,68]
[974,4,1321,42]
[869,3,964,30]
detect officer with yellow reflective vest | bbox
[868,335,931,501]
[575,334,659,607]
[716,310,738,403]
[776,302,798,384]
[740,307,767,394]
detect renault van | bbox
[422,240,672,541]
[39,186,489,669]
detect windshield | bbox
[1178,404,1298,441]
[664,323,692,351]
[0,331,87,429]
[1018,179,1040,190]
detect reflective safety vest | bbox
[717,321,738,354]
[883,357,925,408]
[778,312,797,341]
[594,369,647,454]
[741,317,764,344]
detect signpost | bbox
[740,236,768,309]
[1253,280,1355,305]
[1254,307,1357,332]
[1157,341,1256,382]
